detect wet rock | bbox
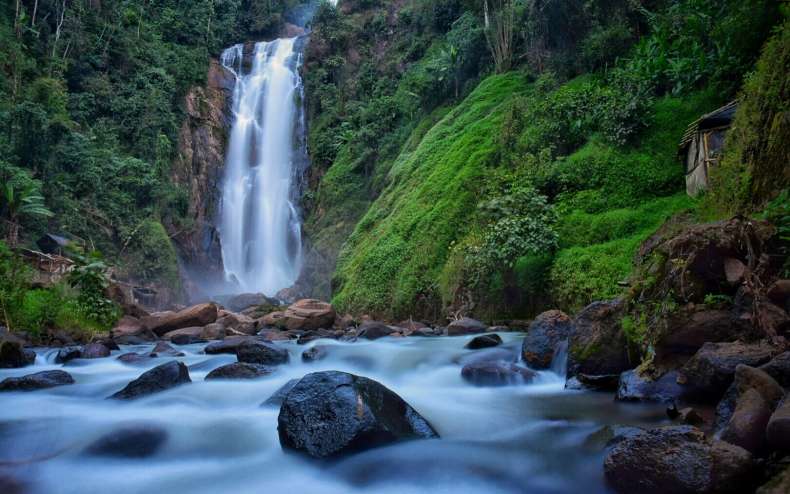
[109,361,191,400]
[204,336,258,354]
[461,361,536,387]
[110,316,156,342]
[759,352,790,388]
[302,345,329,362]
[680,341,777,401]
[205,362,273,380]
[84,424,168,458]
[223,292,278,313]
[217,312,256,335]
[262,379,299,407]
[258,329,291,341]
[297,328,339,344]
[465,334,502,349]
[276,299,336,331]
[277,371,438,458]
[758,466,790,494]
[583,425,644,451]
[603,425,754,494]
[55,346,82,364]
[0,338,35,368]
[117,352,156,366]
[151,341,185,357]
[655,306,755,363]
[143,303,219,337]
[236,340,289,366]
[766,398,790,451]
[162,326,203,342]
[568,300,632,378]
[171,333,207,345]
[575,372,620,390]
[410,327,441,337]
[456,348,518,366]
[357,321,396,340]
[115,334,155,345]
[616,370,685,403]
[717,365,783,452]
[446,317,487,336]
[677,407,704,425]
[80,342,111,359]
[0,370,74,391]
[521,310,573,369]
[94,338,120,351]
[200,323,225,340]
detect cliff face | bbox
[170,59,233,284]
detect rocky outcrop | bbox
[568,301,632,384]
[521,310,572,369]
[277,371,438,458]
[109,361,191,400]
[603,426,754,494]
[446,317,487,336]
[84,424,168,458]
[0,370,74,391]
[460,361,536,386]
[143,303,219,336]
[205,362,273,380]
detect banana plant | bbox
[0,182,53,247]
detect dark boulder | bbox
[80,342,111,359]
[0,338,35,368]
[616,370,685,403]
[297,328,339,344]
[117,352,156,366]
[656,307,755,363]
[575,373,620,390]
[205,362,273,380]
[568,300,632,380]
[277,371,438,458]
[302,345,329,362]
[718,365,783,453]
[521,310,573,369]
[109,361,191,400]
[759,352,790,388]
[356,321,396,340]
[223,292,278,313]
[170,333,206,345]
[603,426,754,494]
[680,341,777,401]
[84,424,168,458]
[204,336,258,354]
[0,370,74,391]
[262,379,299,407]
[758,466,790,494]
[767,398,790,451]
[55,346,82,364]
[465,334,502,350]
[461,361,536,387]
[151,341,185,357]
[236,340,289,366]
[446,317,487,336]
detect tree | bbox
[483,0,514,73]
[0,166,53,247]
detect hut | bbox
[679,101,738,196]
[36,233,74,256]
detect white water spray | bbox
[219,39,305,295]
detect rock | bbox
[262,379,299,407]
[568,300,632,379]
[302,345,329,362]
[114,334,154,345]
[171,333,206,345]
[583,424,644,451]
[297,328,339,344]
[456,348,518,366]
[162,326,203,342]
[151,341,185,357]
[204,336,259,354]
[117,352,156,366]
[55,346,82,364]
[277,371,438,458]
[80,342,111,359]
[677,407,704,425]
[460,361,536,387]
[94,337,120,351]
[616,370,686,403]
[0,370,74,391]
[721,388,773,454]
[410,327,441,337]
[767,280,790,309]
[109,361,191,400]
[258,329,291,341]
[143,303,219,337]
[205,362,274,380]
[357,321,396,340]
[84,424,168,458]
[603,426,754,494]
[680,341,777,401]
[223,292,278,313]
[465,334,502,349]
[217,312,256,335]
[0,338,35,368]
[575,372,620,390]
[655,306,755,363]
[277,299,336,331]
[733,364,785,407]
[759,352,790,388]
[446,317,487,336]
[758,466,790,494]
[724,257,747,285]
[521,310,573,369]
[200,323,225,340]
[236,340,289,366]
[110,316,156,342]
[766,398,790,451]
[259,311,286,328]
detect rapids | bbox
[0,334,668,493]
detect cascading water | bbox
[218,38,306,296]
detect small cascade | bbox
[550,339,569,378]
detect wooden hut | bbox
[679,101,738,196]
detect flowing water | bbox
[0,334,669,494]
[218,39,306,296]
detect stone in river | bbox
[0,370,74,391]
[109,361,191,400]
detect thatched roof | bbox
[679,100,738,151]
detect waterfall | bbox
[218,38,306,296]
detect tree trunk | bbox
[7,221,20,248]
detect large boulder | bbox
[117,352,156,366]
[446,317,487,336]
[109,361,191,400]
[721,388,774,454]
[204,336,259,354]
[110,316,156,342]
[162,326,203,342]
[55,346,82,364]
[84,424,168,458]
[223,292,278,313]
[0,370,74,391]
[521,310,573,369]
[759,352,790,388]
[655,307,755,363]
[151,341,184,357]
[262,379,299,407]
[0,338,35,368]
[205,362,273,380]
[603,426,754,494]
[758,466,790,494]
[277,371,438,458]
[766,397,790,451]
[680,341,777,401]
[276,299,335,331]
[466,334,502,350]
[616,369,686,403]
[217,312,256,335]
[143,303,219,337]
[568,301,632,380]
[236,340,289,366]
[80,342,111,359]
[460,361,536,386]
[356,321,396,340]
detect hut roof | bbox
[679,100,738,151]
